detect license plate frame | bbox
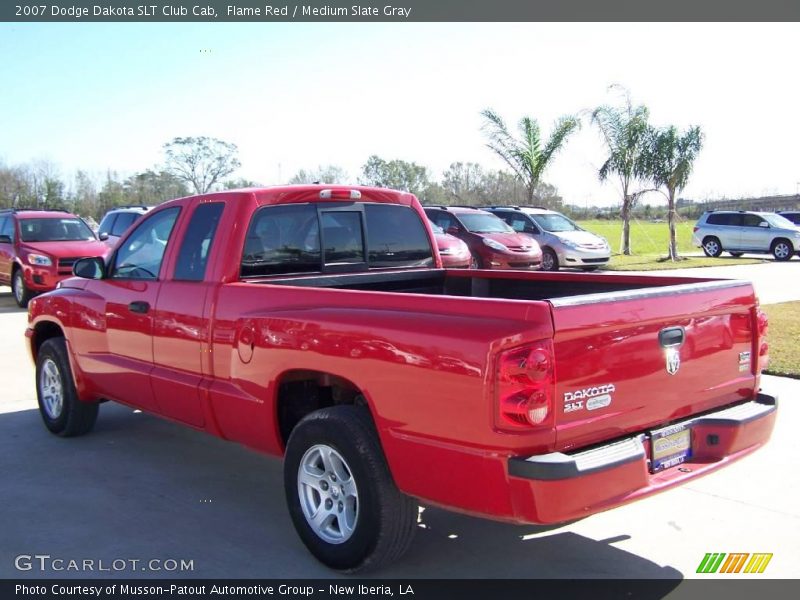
[650,423,692,472]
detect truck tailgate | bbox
[549,279,759,452]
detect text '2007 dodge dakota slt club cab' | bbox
[26,185,776,571]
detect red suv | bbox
[0,209,109,307]
[424,206,542,269]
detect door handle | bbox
[128,301,150,314]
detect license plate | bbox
[650,424,692,472]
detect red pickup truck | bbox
[26,185,776,572]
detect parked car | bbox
[0,208,109,307]
[777,211,800,226]
[484,206,610,271]
[429,221,472,268]
[97,205,152,247]
[692,210,800,261]
[27,185,776,572]
[423,206,542,269]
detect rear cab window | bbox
[241,203,433,278]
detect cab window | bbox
[111,208,180,280]
[174,203,224,281]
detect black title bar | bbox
[4,0,800,22]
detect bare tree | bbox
[163,136,241,195]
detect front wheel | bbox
[12,269,33,308]
[36,338,98,436]
[702,237,723,257]
[283,406,417,572]
[772,239,793,261]
[541,248,559,271]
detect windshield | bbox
[763,214,799,229]
[20,218,96,242]
[530,213,581,233]
[459,213,514,234]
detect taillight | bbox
[756,308,769,371]
[496,341,554,430]
[319,188,361,200]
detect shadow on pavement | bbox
[0,290,25,314]
[0,403,682,585]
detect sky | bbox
[1,22,799,207]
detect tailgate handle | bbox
[659,326,685,348]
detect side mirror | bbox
[99,232,110,241]
[446,226,460,236]
[73,257,106,280]
[0,234,11,244]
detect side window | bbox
[241,204,321,277]
[2,217,16,241]
[506,215,531,233]
[110,212,138,237]
[174,203,224,281]
[0,217,9,242]
[364,204,433,268]
[429,212,457,231]
[321,212,365,265]
[111,207,180,280]
[742,214,765,228]
[98,213,116,237]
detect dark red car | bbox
[0,208,108,307]
[424,206,542,269]
[429,221,472,268]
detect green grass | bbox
[575,219,764,271]
[762,302,800,378]
[606,254,763,271]
[576,218,697,255]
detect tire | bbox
[541,248,559,271]
[729,252,744,258]
[36,338,98,437]
[283,405,417,572]
[771,239,793,261]
[582,266,600,272]
[702,236,723,258]
[12,268,33,308]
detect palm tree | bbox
[590,88,651,255]
[480,109,579,208]
[643,126,704,261]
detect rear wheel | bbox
[12,268,33,308]
[729,252,744,258]
[541,248,559,271]
[36,338,98,436]
[702,236,723,258]
[771,239,793,261]
[283,406,417,572]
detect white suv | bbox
[692,211,800,261]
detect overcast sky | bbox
[1,22,798,206]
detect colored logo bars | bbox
[696,552,773,574]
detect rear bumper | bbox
[506,393,777,524]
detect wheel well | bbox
[32,321,65,360]
[276,370,367,448]
[702,236,719,243]
[771,237,792,249]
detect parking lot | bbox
[1,265,798,580]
